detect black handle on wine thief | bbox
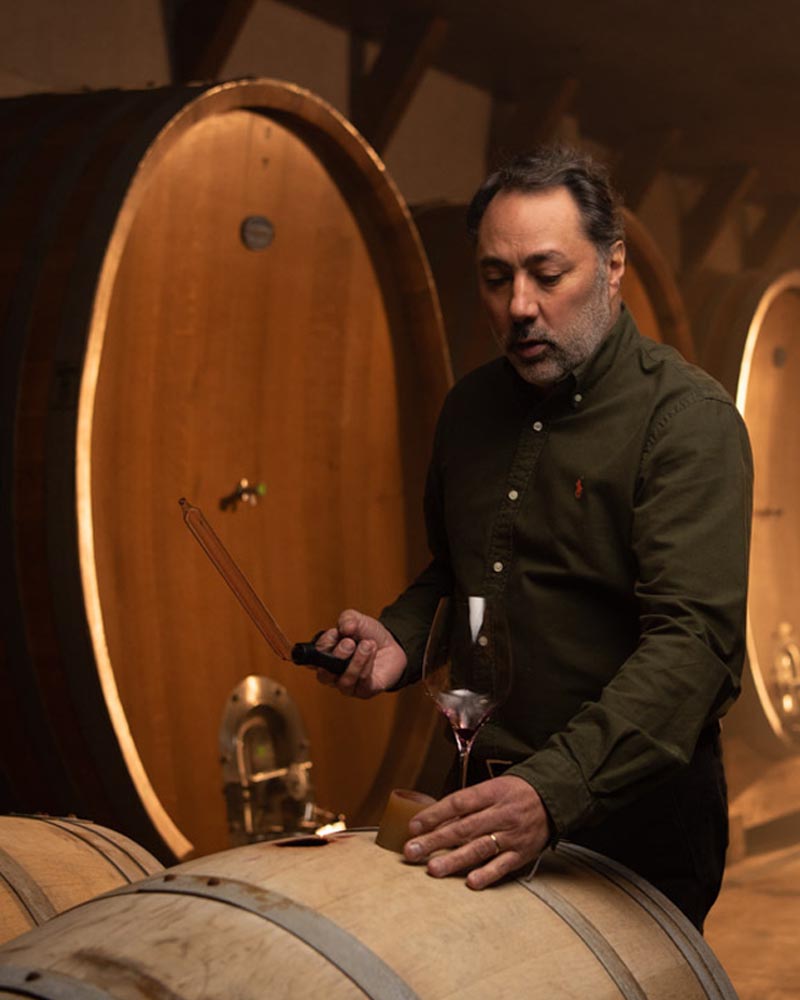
[291,641,352,676]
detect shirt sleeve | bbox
[507,394,754,836]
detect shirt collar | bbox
[570,303,637,395]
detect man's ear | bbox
[606,240,626,295]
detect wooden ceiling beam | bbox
[486,78,579,168]
[613,128,681,211]
[681,163,758,279]
[744,194,800,268]
[350,11,450,155]
[168,0,256,83]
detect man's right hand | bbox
[312,610,407,698]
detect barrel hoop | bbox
[516,871,647,1000]
[33,817,157,881]
[557,843,737,1000]
[0,965,114,999]
[0,847,56,926]
[10,817,136,886]
[101,872,419,1000]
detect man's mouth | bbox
[509,330,552,361]
[512,340,548,358]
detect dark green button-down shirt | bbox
[381,306,753,837]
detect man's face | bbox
[476,187,625,388]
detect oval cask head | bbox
[696,270,800,773]
[736,278,800,753]
[78,84,449,857]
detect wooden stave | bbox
[0,81,452,864]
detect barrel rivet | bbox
[241,215,275,252]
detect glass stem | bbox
[459,746,471,789]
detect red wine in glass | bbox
[423,595,512,788]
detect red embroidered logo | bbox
[575,477,584,500]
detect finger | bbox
[315,636,355,686]
[407,786,496,842]
[335,639,375,694]
[315,630,358,661]
[407,792,470,837]
[421,831,526,888]
[315,628,340,653]
[337,609,363,638]
[424,830,531,889]
[404,811,490,863]
[424,830,503,876]
[465,851,526,890]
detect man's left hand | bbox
[403,775,552,889]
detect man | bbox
[314,147,753,931]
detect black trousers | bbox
[568,725,728,933]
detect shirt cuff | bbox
[506,742,596,837]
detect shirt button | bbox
[492,561,504,573]
[573,393,583,404]
[508,489,519,501]
[532,421,543,432]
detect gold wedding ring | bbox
[489,832,501,856]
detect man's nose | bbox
[509,274,538,321]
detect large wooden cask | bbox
[0,80,451,863]
[412,202,694,380]
[698,269,800,768]
[0,815,161,947]
[0,830,736,999]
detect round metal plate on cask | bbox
[412,202,694,380]
[0,815,161,947]
[699,270,800,761]
[0,81,451,862]
[0,831,736,999]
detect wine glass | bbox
[422,595,513,788]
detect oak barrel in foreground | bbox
[0,829,736,999]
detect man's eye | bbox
[538,273,562,287]
[483,274,510,287]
